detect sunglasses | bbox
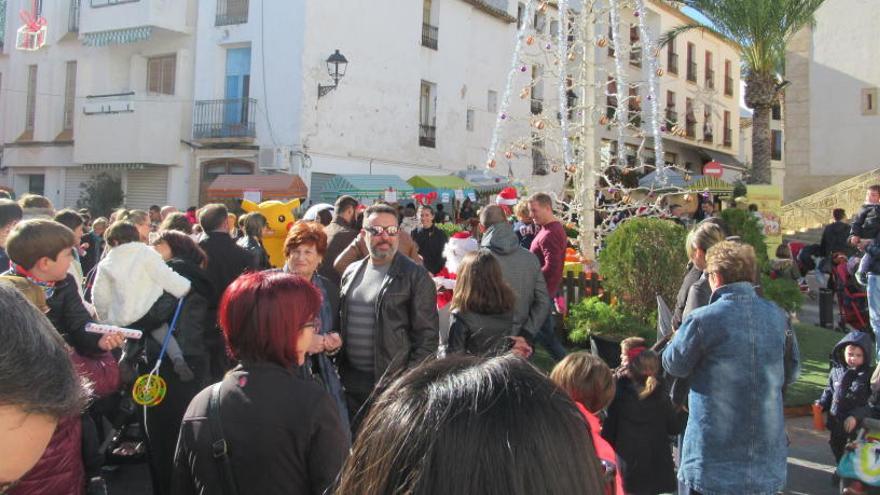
[365,225,400,237]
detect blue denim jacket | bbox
[663,281,801,495]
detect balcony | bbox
[422,23,438,50]
[193,98,257,143]
[705,69,715,89]
[725,76,734,96]
[79,0,189,44]
[665,109,678,125]
[216,0,249,26]
[69,0,81,33]
[723,129,733,147]
[667,52,678,75]
[703,123,714,143]
[74,92,184,166]
[532,149,548,175]
[419,124,436,148]
[687,62,697,82]
[685,115,696,139]
[531,98,543,115]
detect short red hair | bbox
[218,271,322,368]
[284,220,328,258]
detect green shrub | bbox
[720,208,769,271]
[567,297,654,344]
[435,222,464,238]
[76,173,124,218]
[760,274,805,313]
[598,217,688,324]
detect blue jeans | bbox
[534,313,568,362]
[867,274,880,359]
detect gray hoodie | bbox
[481,222,550,338]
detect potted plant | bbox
[567,297,653,368]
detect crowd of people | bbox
[0,185,808,495]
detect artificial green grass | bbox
[531,323,843,408]
[785,323,841,407]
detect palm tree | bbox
[662,0,826,184]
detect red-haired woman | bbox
[171,271,349,494]
[283,221,349,432]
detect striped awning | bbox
[688,176,735,193]
[83,163,151,170]
[82,26,153,47]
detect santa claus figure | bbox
[495,187,519,216]
[434,231,479,309]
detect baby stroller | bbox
[838,417,880,494]
[831,252,872,334]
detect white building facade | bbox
[0,0,199,210]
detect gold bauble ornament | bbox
[526,36,535,46]
[538,2,548,13]
[487,159,497,169]
[520,87,530,99]
[596,37,608,48]
[520,143,529,151]
[534,120,546,130]
[568,51,576,61]
[504,151,514,159]
[656,67,665,77]
[551,165,560,173]
[599,115,610,126]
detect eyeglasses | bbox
[365,225,399,237]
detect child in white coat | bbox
[93,221,193,380]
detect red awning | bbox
[206,174,308,200]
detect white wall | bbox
[808,0,880,176]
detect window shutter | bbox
[162,55,176,95]
[147,58,161,94]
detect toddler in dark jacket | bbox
[816,331,874,462]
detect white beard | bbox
[445,256,463,274]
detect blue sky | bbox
[682,6,715,27]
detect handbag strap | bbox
[208,382,240,495]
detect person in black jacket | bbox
[236,212,271,270]
[172,271,348,495]
[411,205,448,274]
[821,208,852,258]
[602,348,684,495]
[197,204,257,380]
[144,230,215,495]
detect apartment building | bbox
[0,0,198,209]
[784,0,880,203]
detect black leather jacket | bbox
[339,252,439,382]
[236,235,271,270]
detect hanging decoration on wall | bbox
[16,0,48,51]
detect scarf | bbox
[11,262,56,299]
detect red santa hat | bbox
[495,187,519,207]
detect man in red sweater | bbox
[528,192,569,361]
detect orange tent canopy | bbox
[206,174,308,200]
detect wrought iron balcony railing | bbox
[193,98,257,140]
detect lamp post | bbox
[318,49,348,98]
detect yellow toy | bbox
[241,198,301,267]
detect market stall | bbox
[319,174,414,204]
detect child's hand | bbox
[845,416,859,433]
[98,332,125,351]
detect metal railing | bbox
[723,128,732,147]
[687,61,697,82]
[725,76,734,96]
[193,98,257,140]
[667,52,678,74]
[422,23,438,50]
[703,123,714,143]
[665,109,678,124]
[685,115,696,138]
[216,0,248,26]
[69,0,81,33]
[781,169,880,233]
[630,47,642,67]
[705,68,715,89]
[419,124,436,148]
[531,98,543,115]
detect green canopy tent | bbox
[319,174,414,204]
[407,175,476,204]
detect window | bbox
[147,55,176,95]
[606,77,617,119]
[28,174,45,196]
[216,0,249,26]
[517,3,525,29]
[532,135,547,175]
[723,110,732,147]
[90,0,138,6]
[629,25,641,67]
[724,60,734,96]
[628,86,641,126]
[531,65,543,115]
[487,90,497,113]
[607,21,614,58]
[466,109,474,131]
[550,20,559,38]
[686,43,696,82]
[771,103,782,120]
[703,105,713,143]
[771,130,783,161]
[863,88,879,116]
[534,11,546,33]
[667,40,678,75]
[685,98,696,138]
[25,65,37,132]
[704,51,714,89]
[422,0,438,49]
[666,90,677,124]
[420,81,437,148]
[63,61,77,131]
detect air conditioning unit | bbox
[258,147,292,171]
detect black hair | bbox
[0,199,23,228]
[334,195,359,216]
[833,208,846,222]
[153,230,207,267]
[316,208,333,226]
[748,204,758,212]
[336,355,605,494]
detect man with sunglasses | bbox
[338,204,439,432]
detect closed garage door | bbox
[63,168,123,210]
[126,166,168,210]
[309,173,335,204]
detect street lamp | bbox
[318,49,348,98]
